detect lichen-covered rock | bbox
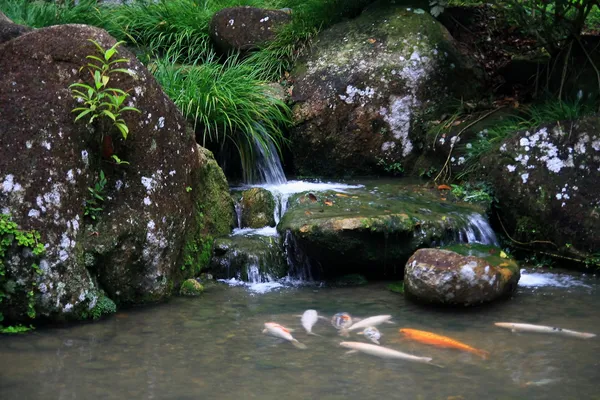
[290,2,485,177]
[480,117,600,259]
[209,6,291,53]
[404,246,520,305]
[0,11,32,44]
[210,235,287,281]
[179,279,204,296]
[0,24,225,322]
[277,181,495,279]
[236,187,276,228]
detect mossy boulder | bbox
[480,117,600,261]
[209,6,291,53]
[404,246,520,305]
[210,235,286,281]
[236,187,276,228]
[179,279,204,296]
[290,2,485,177]
[0,25,226,323]
[277,181,495,279]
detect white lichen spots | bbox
[156,116,165,130]
[381,141,396,152]
[228,19,234,26]
[457,156,465,165]
[41,141,51,150]
[259,16,270,22]
[546,157,565,173]
[519,138,530,147]
[66,169,75,184]
[2,174,22,193]
[460,261,478,284]
[339,85,375,105]
[592,138,600,151]
[43,187,61,207]
[143,196,152,206]
[59,250,69,262]
[520,173,529,184]
[115,180,123,191]
[36,196,47,213]
[381,95,414,157]
[500,143,507,152]
[39,282,47,293]
[63,303,73,313]
[28,209,41,218]
[81,150,89,167]
[141,176,156,192]
[507,165,516,172]
[134,86,144,97]
[168,170,176,176]
[26,141,33,149]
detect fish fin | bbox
[475,349,490,360]
[429,362,445,369]
[262,329,268,334]
[308,331,322,337]
[345,350,358,355]
[318,316,329,321]
[291,340,307,350]
[339,329,350,338]
[580,332,596,339]
[372,339,380,345]
[385,320,395,324]
[511,329,517,333]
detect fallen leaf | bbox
[440,197,447,201]
[352,196,359,199]
[324,200,333,206]
[308,193,317,202]
[335,193,349,198]
[304,210,312,216]
[500,250,508,259]
[367,38,376,44]
[442,216,447,221]
[384,210,391,213]
[438,184,451,190]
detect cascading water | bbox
[252,139,287,185]
[457,213,499,246]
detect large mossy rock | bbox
[277,181,495,279]
[404,246,520,305]
[235,187,276,228]
[290,2,485,177]
[480,117,600,260]
[0,25,230,323]
[209,6,291,53]
[210,235,287,281]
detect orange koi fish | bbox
[399,328,489,359]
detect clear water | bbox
[1,269,599,400]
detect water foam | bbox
[519,269,592,288]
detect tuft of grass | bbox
[151,50,291,182]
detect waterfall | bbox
[457,213,499,246]
[234,200,243,229]
[283,230,315,281]
[253,139,287,185]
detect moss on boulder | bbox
[179,279,204,296]
[235,187,276,228]
[290,1,485,177]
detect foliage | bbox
[0,214,45,332]
[84,170,107,221]
[151,52,291,182]
[387,281,404,294]
[79,292,117,320]
[450,182,494,205]
[70,39,140,140]
[376,158,404,176]
[179,279,204,296]
[0,324,34,334]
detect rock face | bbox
[277,182,497,279]
[235,187,276,228]
[290,2,485,177]
[0,11,32,44]
[404,246,520,305]
[209,7,291,53]
[210,235,287,281]
[0,24,230,322]
[480,117,600,259]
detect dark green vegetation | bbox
[0,214,45,333]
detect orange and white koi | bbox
[399,328,489,359]
[263,322,307,349]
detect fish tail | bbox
[308,331,323,337]
[578,332,596,339]
[473,349,490,359]
[291,339,307,349]
[429,362,445,369]
[339,329,350,338]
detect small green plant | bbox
[387,281,404,294]
[376,158,404,176]
[0,214,45,332]
[84,170,107,221]
[0,324,34,334]
[451,183,495,205]
[70,39,141,140]
[111,154,129,165]
[186,186,192,193]
[79,291,117,320]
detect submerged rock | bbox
[209,6,291,53]
[404,245,520,305]
[277,181,495,278]
[179,279,204,296]
[480,117,600,260]
[0,25,229,323]
[235,187,276,228]
[210,235,287,281]
[290,2,484,177]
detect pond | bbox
[1,269,598,400]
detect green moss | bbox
[180,279,204,296]
[387,281,404,294]
[79,291,117,320]
[333,274,368,286]
[441,243,520,275]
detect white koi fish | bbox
[339,315,394,336]
[296,309,328,336]
[263,322,307,349]
[340,341,442,367]
[495,322,596,339]
[357,326,382,344]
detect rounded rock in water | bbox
[331,312,353,330]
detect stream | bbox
[1,268,598,400]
